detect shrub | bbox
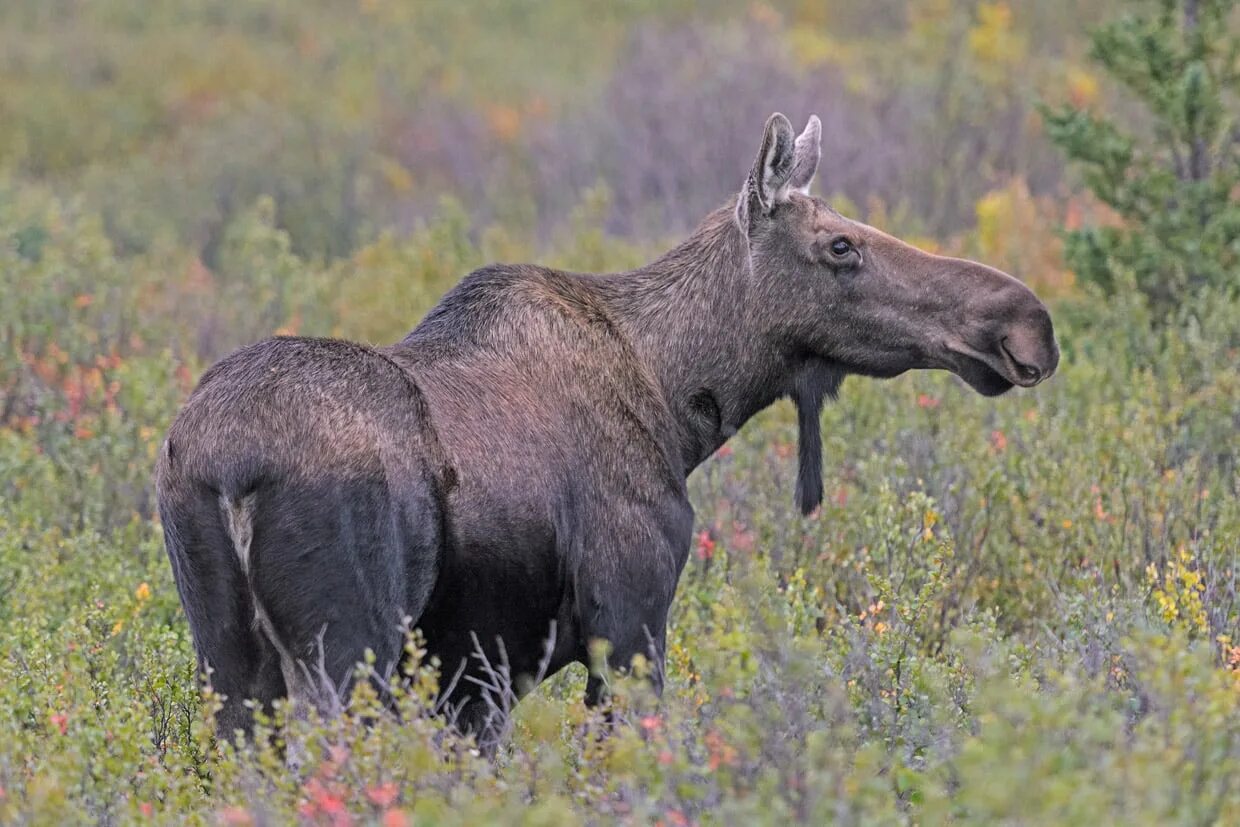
[1042,0,1240,316]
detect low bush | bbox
[1,182,1236,824]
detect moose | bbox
[157,113,1058,750]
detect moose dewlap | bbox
[157,113,1058,749]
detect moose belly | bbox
[415,492,582,703]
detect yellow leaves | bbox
[1147,547,1209,637]
[787,26,835,69]
[485,104,522,143]
[909,0,954,41]
[974,180,1075,296]
[377,156,414,194]
[111,583,151,636]
[974,190,1007,252]
[967,3,1026,70]
[482,97,553,144]
[1066,66,1100,109]
[904,236,943,255]
[859,600,887,634]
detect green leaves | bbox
[1044,0,1240,318]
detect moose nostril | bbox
[1000,338,1043,384]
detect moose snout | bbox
[997,308,1059,387]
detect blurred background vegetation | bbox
[0,0,1237,824]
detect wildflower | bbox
[705,730,739,770]
[366,783,399,809]
[49,713,68,735]
[640,715,662,733]
[139,802,153,818]
[135,582,151,602]
[218,806,254,826]
[715,443,733,458]
[917,394,940,409]
[989,429,1008,452]
[382,811,410,827]
[1091,485,1112,522]
[695,531,715,561]
[729,522,755,554]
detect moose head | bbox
[734,114,1059,512]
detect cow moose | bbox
[157,113,1059,751]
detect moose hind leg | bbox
[160,489,286,743]
[245,474,439,721]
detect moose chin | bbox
[157,112,1058,752]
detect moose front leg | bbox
[583,623,668,709]
[575,494,693,709]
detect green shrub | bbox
[1042,0,1240,316]
[2,186,1237,821]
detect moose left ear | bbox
[737,113,797,229]
[788,115,821,195]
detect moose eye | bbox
[829,238,853,257]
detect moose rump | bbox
[156,337,446,737]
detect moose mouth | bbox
[947,338,1046,397]
[954,356,1015,397]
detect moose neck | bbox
[597,206,797,473]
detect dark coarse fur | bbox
[156,113,1059,749]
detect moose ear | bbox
[788,115,821,195]
[737,113,797,229]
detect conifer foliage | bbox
[1043,0,1240,315]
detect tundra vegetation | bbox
[0,1,1238,825]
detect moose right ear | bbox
[788,115,821,195]
[736,113,797,231]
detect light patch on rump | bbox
[220,493,257,575]
[220,494,296,684]
[219,490,327,727]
